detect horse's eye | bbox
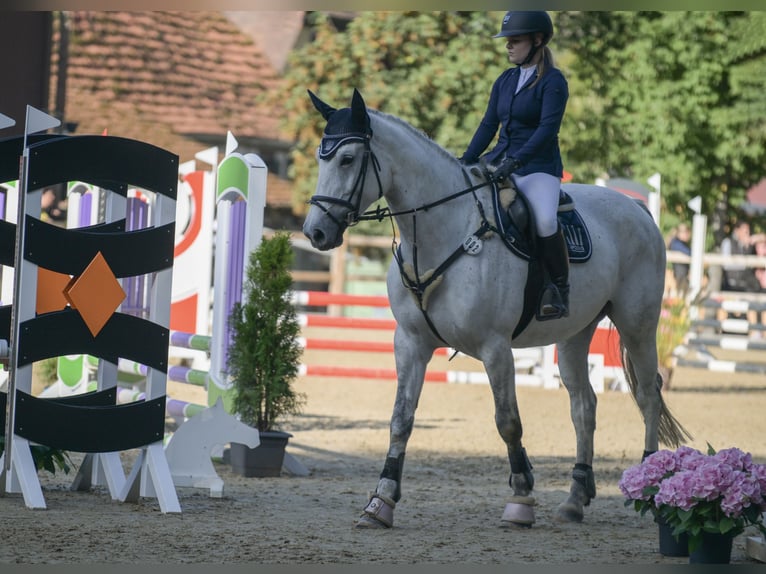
[340,154,354,167]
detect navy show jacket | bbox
[463,65,568,178]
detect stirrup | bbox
[537,305,568,321]
[537,284,569,321]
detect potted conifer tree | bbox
[226,232,305,477]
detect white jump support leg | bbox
[119,443,181,513]
[71,452,127,499]
[4,437,46,509]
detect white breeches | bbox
[512,172,560,237]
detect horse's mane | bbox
[368,109,459,166]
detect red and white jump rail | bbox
[292,290,390,309]
[297,364,544,386]
[298,314,396,331]
[292,291,624,393]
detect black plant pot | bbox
[657,515,689,557]
[230,430,292,478]
[689,531,734,564]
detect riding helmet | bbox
[493,11,553,44]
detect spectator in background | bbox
[41,187,67,224]
[668,223,692,297]
[721,220,765,292]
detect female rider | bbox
[461,11,570,321]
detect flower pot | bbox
[657,516,689,557]
[689,531,734,564]
[230,430,292,478]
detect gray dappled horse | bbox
[303,89,689,529]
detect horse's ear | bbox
[350,88,370,133]
[308,89,336,120]
[351,88,366,110]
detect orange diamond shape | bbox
[36,267,72,315]
[64,251,126,337]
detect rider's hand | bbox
[492,156,522,182]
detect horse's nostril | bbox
[307,228,325,247]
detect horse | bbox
[302,88,689,529]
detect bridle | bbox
[308,131,494,230]
[308,130,500,348]
[307,132,384,230]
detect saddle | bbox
[492,182,592,264]
[478,169,593,338]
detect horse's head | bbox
[303,89,383,251]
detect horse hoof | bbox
[500,495,535,527]
[355,514,391,529]
[555,502,584,523]
[355,494,395,529]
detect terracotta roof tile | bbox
[56,11,295,208]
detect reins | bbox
[310,132,500,349]
[356,177,495,223]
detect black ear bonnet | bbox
[309,89,372,160]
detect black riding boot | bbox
[537,227,570,321]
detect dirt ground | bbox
[2,344,766,565]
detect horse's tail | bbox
[619,339,692,448]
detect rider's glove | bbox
[492,156,522,183]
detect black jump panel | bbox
[24,216,174,277]
[17,308,168,372]
[0,304,10,340]
[0,134,62,184]
[0,135,123,191]
[0,387,118,433]
[0,219,15,266]
[26,135,178,200]
[13,389,166,453]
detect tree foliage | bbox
[556,11,766,239]
[274,11,766,242]
[273,11,506,221]
[227,233,305,432]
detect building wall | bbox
[0,12,53,136]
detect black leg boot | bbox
[537,227,570,321]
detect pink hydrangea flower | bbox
[644,449,680,474]
[714,447,753,472]
[623,444,766,549]
[655,470,698,511]
[619,462,666,500]
[720,472,761,517]
[750,463,766,497]
[692,460,737,502]
[678,448,707,471]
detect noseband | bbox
[307,132,384,231]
